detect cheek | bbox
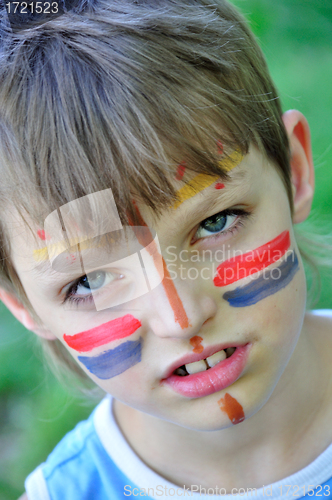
[77,337,143,380]
[222,251,300,308]
[244,261,306,354]
[62,315,143,381]
[63,314,142,351]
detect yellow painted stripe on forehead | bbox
[172,149,244,209]
[219,148,244,172]
[172,173,219,209]
[33,247,49,262]
[33,234,115,262]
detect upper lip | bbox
[161,342,249,380]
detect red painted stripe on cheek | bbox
[214,230,291,287]
[63,314,142,352]
[215,183,225,190]
[218,393,245,424]
[189,336,203,353]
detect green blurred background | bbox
[0,1,331,498]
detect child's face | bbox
[9,145,307,431]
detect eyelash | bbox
[192,208,252,244]
[62,284,96,308]
[62,208,252,308]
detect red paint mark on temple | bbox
[215,182,225,190]
[217,140,224,155]
[218,393,245,424]
[214,230,291,287]
[63,314,142,352]
[37,230,50,241]
[189,336,204,353]
[66,254,77,263]
[175,162,186,181]
[130,203,190,329]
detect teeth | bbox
[176,366,188,376]
[206,349,226,368]
[174,347,236,376]
[185,359,208,375]
[226,347,236,357]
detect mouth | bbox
[161,343,251,398]
[162,343,243,380]
[174,347,236,376]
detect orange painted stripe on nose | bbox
[130,205,190,329]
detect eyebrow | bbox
[172,150,245,209]
[30,235,127,285]
[174,167,249,219]
[30,250,84,285]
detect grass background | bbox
[0,1,332,498]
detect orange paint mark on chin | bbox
[189,335,204,353]
[218,393,245,425]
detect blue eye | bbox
[201,213,231,233]
[77,271,107,293]
[194,208,251,242]
[63,270,120,308]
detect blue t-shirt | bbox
[25,395,332,500]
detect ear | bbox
[282,110,315,224]
[0,288,57,340]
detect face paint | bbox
[215,182,225,190]
[172,149,244,209]
[63,314,142,352]
[33,232,118,262]
[216,140,224,155]
[175,162,186,181]
[172,173,220,209]
[37,229,50,241]
[217,149,243,172]
[189,335,203,353]
[131,204,190,329]
[66,253,77,263]
[218,393,245,424]
[223,251,299,307]
[214,230,291,287]
[78,338,142,380]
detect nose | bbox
[128,204,217,339]
[145,276,218,340]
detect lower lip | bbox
[162,344,251,398]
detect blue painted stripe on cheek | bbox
[78,337,142,380]
[223,252,299,307]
